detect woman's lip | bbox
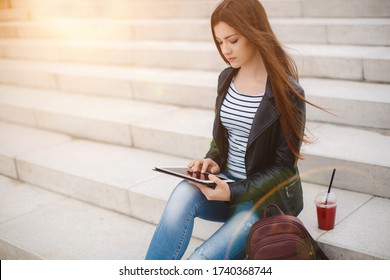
[227,57,236,62]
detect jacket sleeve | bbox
[205,138,223,169]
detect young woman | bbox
[145,0,312,260]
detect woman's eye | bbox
[230,39,238,44]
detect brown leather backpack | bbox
[246,203,329,260]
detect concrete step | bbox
[291,44,390,83]
[301,78,390,130]
[0,123,389,259]
[1,18,389,46]
[299,0,390,18]
[0,121,72,178]
[0,39,389,83]
[0,85,179,146]
[272,18,390,46]
[0,19,212,41]
[1,0,218,20]
[0,175,202,259]
[0,38,224,71]
[0,60,389,129]
[4,0,390,19]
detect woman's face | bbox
[213,21,258,68]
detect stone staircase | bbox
[0,0,389,260]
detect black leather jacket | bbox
[206,67,305,217]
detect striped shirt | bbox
[220,81,263,179]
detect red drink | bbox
[316,202,337,230]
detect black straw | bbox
[325,168,336,205]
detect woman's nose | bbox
[221,43,232,55]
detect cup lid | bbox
[314,190,337,205]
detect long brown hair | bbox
[211,0,318,160]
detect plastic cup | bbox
[315,190,338,230]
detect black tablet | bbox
[153,166,234,188]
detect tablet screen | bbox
[153,166,234,188]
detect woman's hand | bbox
[188,158,220,174]
[190,174,231,202]
[187,158,230,201]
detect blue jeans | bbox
[145,180,260,260]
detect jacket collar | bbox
[216,67,279,147]
[217,67,274,99]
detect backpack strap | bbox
[263,203,285,217]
